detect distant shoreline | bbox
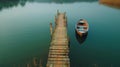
[99,0,120,8]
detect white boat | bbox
[75,19,89,37]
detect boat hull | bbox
[75,19,89,37]
[76,29,88,37]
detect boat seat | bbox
[77,26,87,27]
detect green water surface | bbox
[0,0,120,67]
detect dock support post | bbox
[57,10,59,16]
[55,15,57,25]
[27,64,30,67]
[33,58,38,67]
[39,60,42,67]
[50,23,53,36]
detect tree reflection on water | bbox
[0,0,98,11]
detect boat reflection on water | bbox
[75,19,89,44]
[75,31,88,44]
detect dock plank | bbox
[46,11,70,67]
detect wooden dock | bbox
[46,11,70,67]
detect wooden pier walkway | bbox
[46,11,70,67]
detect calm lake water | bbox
[0,0,120,67]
